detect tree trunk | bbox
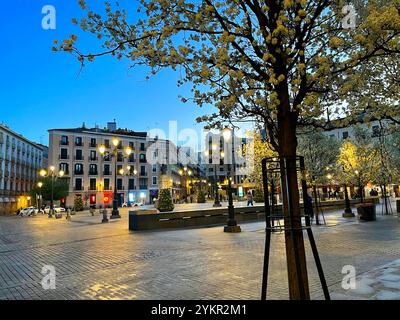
[277,113,310,300]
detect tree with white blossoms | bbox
[55,0,400,299]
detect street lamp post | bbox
[211,144,222,207]
[222,127,241,233]
[179,166,193,202]
[37,182,43,212]
[40,166,64,218]
[355,170,363,203]
[341,166,354,217]
[99,138,133,219]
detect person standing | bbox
[247,191,254,206]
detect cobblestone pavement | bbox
[0,203,399,300]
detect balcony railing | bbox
[59,141,69,146]
[90,143,97,148]
[74,186,84,191]
[139,185,148,190]
[89,171,98,176]
[74,156,84,161]
[74,171,84,175]
[75,142,84,147]
[103,171,111,176]
[89,157,98,161]
[59,155,70,160]
[117,186,125,190]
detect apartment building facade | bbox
[48,122,156,208]
[0,124,44,214]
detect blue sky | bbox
[0,0,217,145]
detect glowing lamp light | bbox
[133,169,137,175]
[59,170,65,177]
[212,144,217,151]
[354,170,359,175]
[112,137,119,147]
[125,147,132,156]
[40,169,47,177]
[188,170,192,176]
[222,127,231,141]
[99,145,106,154]
[37,182,43,188]
[50,165,55,172]
[326,174,332,180]
[103,196,110,203]
[119,169,124,175]
[220,151,225,158]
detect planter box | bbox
[357,203,376,221]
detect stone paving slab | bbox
[0,202,399,300]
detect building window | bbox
[139,154,146,163]
[128,179,135,190]
[105,139,110,148]
[104,178,110,190]
[59,163,69,174]
[75,178,83,190]
[140,166,146,176]
[90,150,97,161]
[342,131,349,139]
[74,164,84,175]
[89,178,96,191]
[117,152,123,162]
[89,164,98,175]
[139,178,148,189]
[117,178,123,190]
[152,176,157,185]
[104,164,110,175]
[61,135,69,145]
[60,148,68,160]
[75,137,83,146]
[90,138,97,148]
[152,165,157,173]
[140,143,145,151]
[75,149,83,161]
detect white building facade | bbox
[0,124,43,214]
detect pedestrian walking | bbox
[247,191,254,206]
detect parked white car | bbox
[44,206,66,214]
[19,207,44,217]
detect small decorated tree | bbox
[253,188,265,203]
[74,196,84,212]
[197,190,206,203]
[157,189,174,212]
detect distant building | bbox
[48,121,152,207]
[203,131,254,198]
[0,124,44,214]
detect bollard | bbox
[102,209,109,223]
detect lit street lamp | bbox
[222,127,241,233]
[99,137,133,219]
[341,166,354,217]
[37,182,43,211]
[179,166,193,202]
[40,166,65,218]
[354,170,363,203]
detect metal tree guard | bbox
[260,156,330,300]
